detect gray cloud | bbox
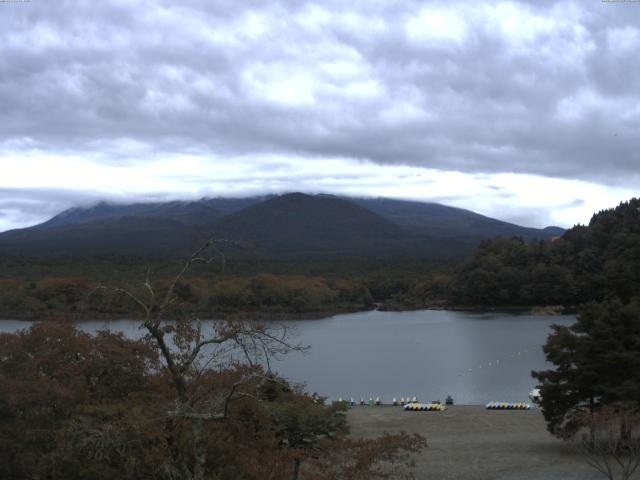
[566,198,586,207]
[0,187,213,232]
[1,0,640,233]
[0,188,102,232]
[1,0,639,185]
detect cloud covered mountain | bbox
[0,193,563,259]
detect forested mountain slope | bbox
[0,193,562,260]
[449,198,640,306]
[350,197,564,241]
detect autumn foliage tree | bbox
[0,240,425,480]
[0,321,160,479]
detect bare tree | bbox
[101,239,306,480]
[576,408,640,480]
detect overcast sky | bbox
[1,0,639,232]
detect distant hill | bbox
[348,197,564,241]
[0,193,563,259]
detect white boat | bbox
[529,388,541,403]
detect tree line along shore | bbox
[1,199,639,320]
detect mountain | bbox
[37,197,266,229]
[0,216,195,255]
[0,193,564,259]
[209,193,405,253]
[348,197,565,241]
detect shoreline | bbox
[0,303,576,322]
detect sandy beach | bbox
[347,405,631,480]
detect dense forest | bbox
[383,198,640,310]
[449,198,640,307]
[3,199,639,318]
[0,274,376,320]
[0,253,451,320]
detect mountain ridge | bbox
[0,193,564,259]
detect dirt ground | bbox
[347,405,635,480]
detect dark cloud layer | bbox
[1,0,639,184]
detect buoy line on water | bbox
[332,346,543,407]
[456,346,540,377]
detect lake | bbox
[0,309,575,405]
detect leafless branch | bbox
[575,409,640,480]
[96,237,304,480]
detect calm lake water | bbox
[0,309,575,405]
